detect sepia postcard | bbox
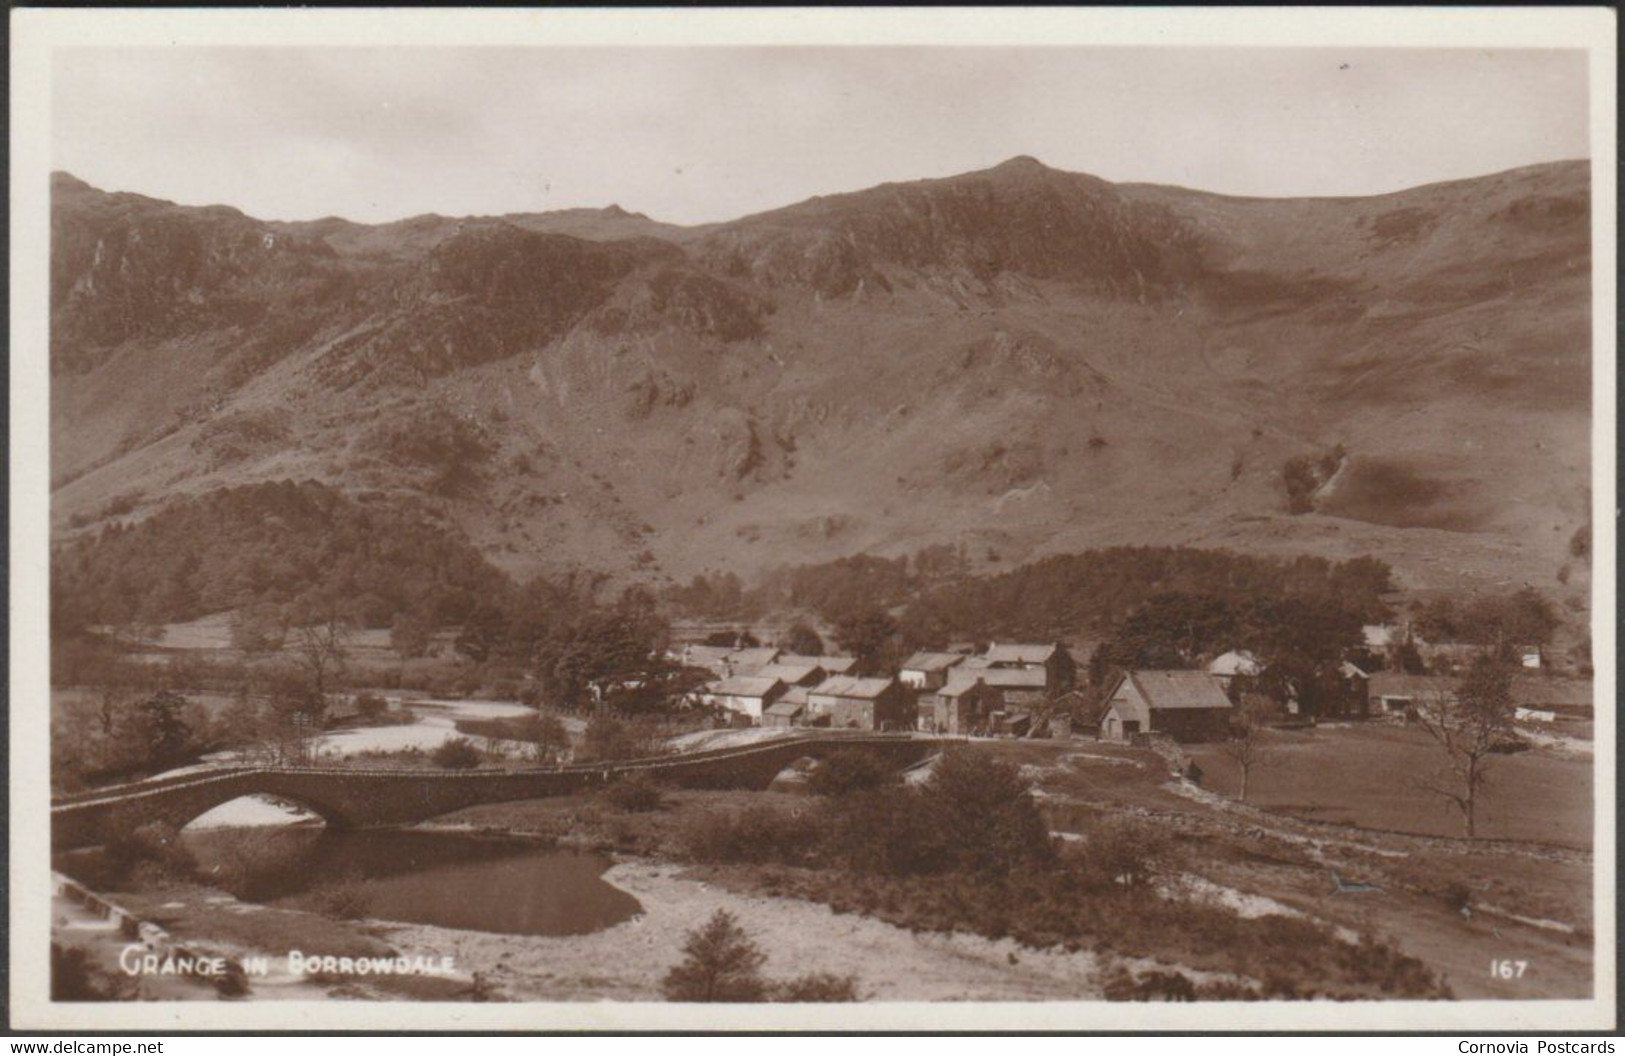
[8,6,1617,1033]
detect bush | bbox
[354,693,388,719]
[662,910,768,1002]
[922,748,1054,875]
[1102,967,1198,1002]
[675,805,824,865]
[605,772,664,813]
[314,874,373,920]
[104,821,197,887]
[1072,817,1176,892]
[773,972,861,1002]
[808,749,898,797]
[432,737,482,769]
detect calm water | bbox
[62,828,643,937]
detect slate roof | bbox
[938,672,988,698]
[981,668,1048,689]
[752,662,823,685]
[985,643,1059,665]
[1125,670,1232,710]
[707,676,784,699]
[764,700,804,718]
[810,676,897,700]
[727,647,782,670]
[901,651,966,674]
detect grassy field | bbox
[1184,724,1593,848]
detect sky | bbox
[52,46,1590,226]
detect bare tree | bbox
[1412,656,1515,838]
[291,613,351,709]
[1218,695,1279,804]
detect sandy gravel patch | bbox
[380,858,1106,1002]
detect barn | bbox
[1099,670,1233,742]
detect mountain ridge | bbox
[48,157,1592,615]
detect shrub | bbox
[432,736,482,769]
[662,910,768,1002]
[1102,967,1198,1002]
[104,821,196,887]
[605,772,664,813]
[52,944,114,1001]
[1072,817,1176,892]
[314,874,373,920]
[808,749,899,797]
[922,748,1054,875]
[675,805,823,865]
[354,693,388,719]
[773,972,861,1002]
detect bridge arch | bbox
[177,792,337,832]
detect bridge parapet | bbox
[51,734,955,849]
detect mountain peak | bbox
[990,155,1052,175]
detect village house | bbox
[1099,670,1233,743]
[702,676,787,723]
[898,651,967,691]
[807,675,913,731]
[924,672,1001,734]
[980,666,1050,707]
[983,642,1077,693]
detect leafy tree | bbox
[662,910,768,1002]
[522,712,573,764]
[1413,656,1516,838]
[832,606,901,676]
[390,609,434,659]
[230,605,286,657]
[133,690,194,767]
[1089,592,1237,685]
[783,621,824,657]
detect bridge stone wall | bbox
[52,734,948,850]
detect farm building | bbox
[898,651,967,690]
[702,676,787,722]
[1099,670,1233,742]
[808,676,913,731]
[925,673,1001,734]
[983,642,1077,693]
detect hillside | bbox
[48,157,1592,617]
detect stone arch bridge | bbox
[52,733,951,850]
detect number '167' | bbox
[1491,959,1528,980]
